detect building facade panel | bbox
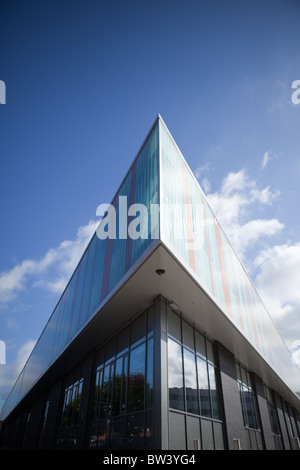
[215,342,248,450]
[252,375,276,450]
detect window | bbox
[57,378,84,449]
[146,338,153,409]
[168,338,184,411]
[236,362,263,450]
[282,399,300,448]
[128,343,145,412]
[197,356,210,417]
[168,309,181,342]
[38,400,50,448]
[112,357,124,416]
[111,417,125,450]
[264,385,283,450]
[126,413,145,450]
[184,349,198,414]
[88,308,154,450]
[167,307,224,450]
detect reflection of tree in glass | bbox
[128,343,145,412]
[61,379,83,429]
[128,372,145,412]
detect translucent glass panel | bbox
[159,118,300,395]
[1,122,159,421]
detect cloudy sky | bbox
[1,0,300,411]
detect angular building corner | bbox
[0,115,299,451]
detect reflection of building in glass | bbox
[1,116,299,450]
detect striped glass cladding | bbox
[1,122,159,420]
[159,119,300,396]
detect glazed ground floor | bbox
[1,296,299,450]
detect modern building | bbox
[1,115,300,451]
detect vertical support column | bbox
[295,410,300,439]
[152,295,169,450]
[275,394,291,450]
[77,352,94,449]
[252,373,274,450]
[40,379,64,449]
[22,396,45,449]
[215,342,247,450]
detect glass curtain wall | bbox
[167,307,224,450]
[159,118,300,396]
[56,378,84,449]
[88,307,154,450]
[1,122,159,422]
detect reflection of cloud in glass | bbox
[183,349,197,388]
[197,357,209,390]
[168,339,183,389]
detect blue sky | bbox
[1,0,300,411]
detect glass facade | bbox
[1,121,159,421]
[56,378,84,449]
[167,307,224,450]
[88,308,154,450]
[159,118,300,396]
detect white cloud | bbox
[15,339,36,376]
[261,149,278,170]
[254,242,300,319]
[0,339,36,409]
[201,177,211,194]
[0,260,37,304]
[291,341,300,367]
[205,169,282,260]
[203,168,300,366]
[0,219,97,305]
[254,242,300,364]
[261,150,270,169]
[230,218,284,259]
[0,219,98,408]
[194,162,210,180]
